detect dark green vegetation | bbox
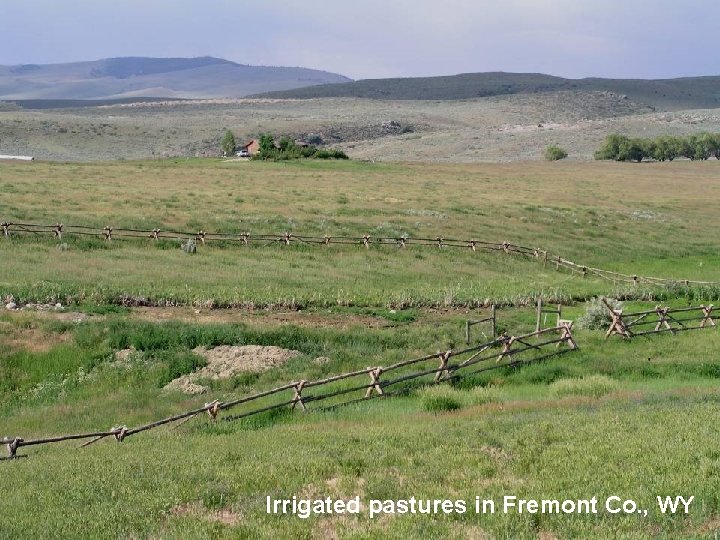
[220,129,237,156]
[255,72,720,110]
[254,134,349,161]
[543,145,568,161]
[595,133,720,162]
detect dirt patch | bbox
[131,306,389,329]
[0,321,71,353]
[164,345,302,394]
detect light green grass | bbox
[1,309,719,538]
[2,159,720,538]
[1,159,720,307]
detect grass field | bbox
[2,159,720,308]
[1,158,720,539]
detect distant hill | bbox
[254,72,720,110]
[0,57,352,100]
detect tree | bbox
[653,136,680,161]
[710,134,720,160]
[220,130,236,157]
[616,138,645,162]
[257,134,276,160]
[594,134,628,160]
[544,145,568,161]
[693,133,714,160]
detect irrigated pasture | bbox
[1,159,719,308]
[1,158,719,539]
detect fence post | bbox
[292,381,307,411]
[465,320,471,344]
[205,400,221,419]
[365,367,384,397]
[654,306,674,334]
[535,298,543,333]
[5,437,23,459]
[434,350,452,382]
[602,298,631,339]
[496,335,515,362]
[558,323,578,349]
[701,305,716,328]
[491,304,496,338]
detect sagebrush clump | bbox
[544,145,568,161]
[577,297,622,330]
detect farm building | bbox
[240,139,260,156]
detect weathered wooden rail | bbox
[602,298,716,339]
[2,325,578,460]
[3,220,717,288]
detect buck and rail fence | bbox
[602,298,716,339]
[2,324,578,461]
[2,220,719,289]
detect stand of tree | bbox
[255,134,348,161]
[594,133,720,162]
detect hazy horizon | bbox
[1,0,719,81]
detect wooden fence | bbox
[2,325,578,460]
[602,298,716,339]
[2,220,717,288]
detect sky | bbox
[1,0,718,80]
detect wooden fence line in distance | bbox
[2,325,578,460]
[602,298,716,340]
[3,220,718,288]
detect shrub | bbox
[594,134,628,160]
[313,148,349,160]
[577,297,623,330]
[220,129,236,156]
[544,145,568,161]
[595,132,720,162]
[551,375,618,399]
[420,384,503,412]
[421,386,462,413]
[465,385,503,406]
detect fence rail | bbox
[602,298,716,339]
[2,325,578,460]
[2,220,718,288]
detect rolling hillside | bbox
[255,72,720,110]
[0,57,352,100]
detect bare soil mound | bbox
[164,345,301,394]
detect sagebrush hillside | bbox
[0,57,352,100]
[255,71,720,110]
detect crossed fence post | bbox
[602,298,632,339]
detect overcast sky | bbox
[1,0,718,80]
